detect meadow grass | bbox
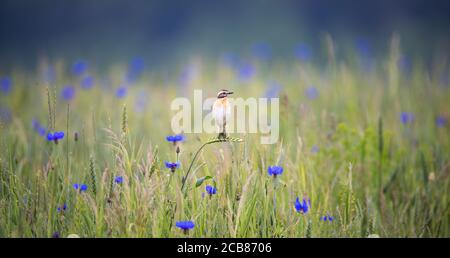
[0,39,449,238]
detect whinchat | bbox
[212,89,233,139]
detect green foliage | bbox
[195,176,213,188]
[0,46,449,238]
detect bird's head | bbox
[217,89,234,99]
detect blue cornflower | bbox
[116,86,127,98]
[61,85,75,101]
[81,75,94,89]
[305,86,319,100]
[176,221,195,234]
[166,134,185,144]
[320,215,334,222]
[165,161,180,173]
[80,184,88,192]
[355,38,371,58]
[38,128,47,137]
[294,197,311,214]
[72,60,88,76]
[436,116,447,127]
[32,119,47,137]
[126,57,145,83]
[57,203,67,213]
[311,145,319,154]
[130,57,145,72]
[47,131,65,143]
[0,76,12,94]
[115,176,123,184]
[73,183,88,192]
[294,43,312,62]
[237,62,255,82]
[400,112,414,125]
[268,166,283,177]
[55,132,65,139]
[205,185,217,196]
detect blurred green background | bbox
[0,0,449,69]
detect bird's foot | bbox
[218,132,227,140]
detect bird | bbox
[212,89,233,139]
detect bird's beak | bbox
[227,91,234,95]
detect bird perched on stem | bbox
[212,89,233,139]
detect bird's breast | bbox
[213,98,231,124]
